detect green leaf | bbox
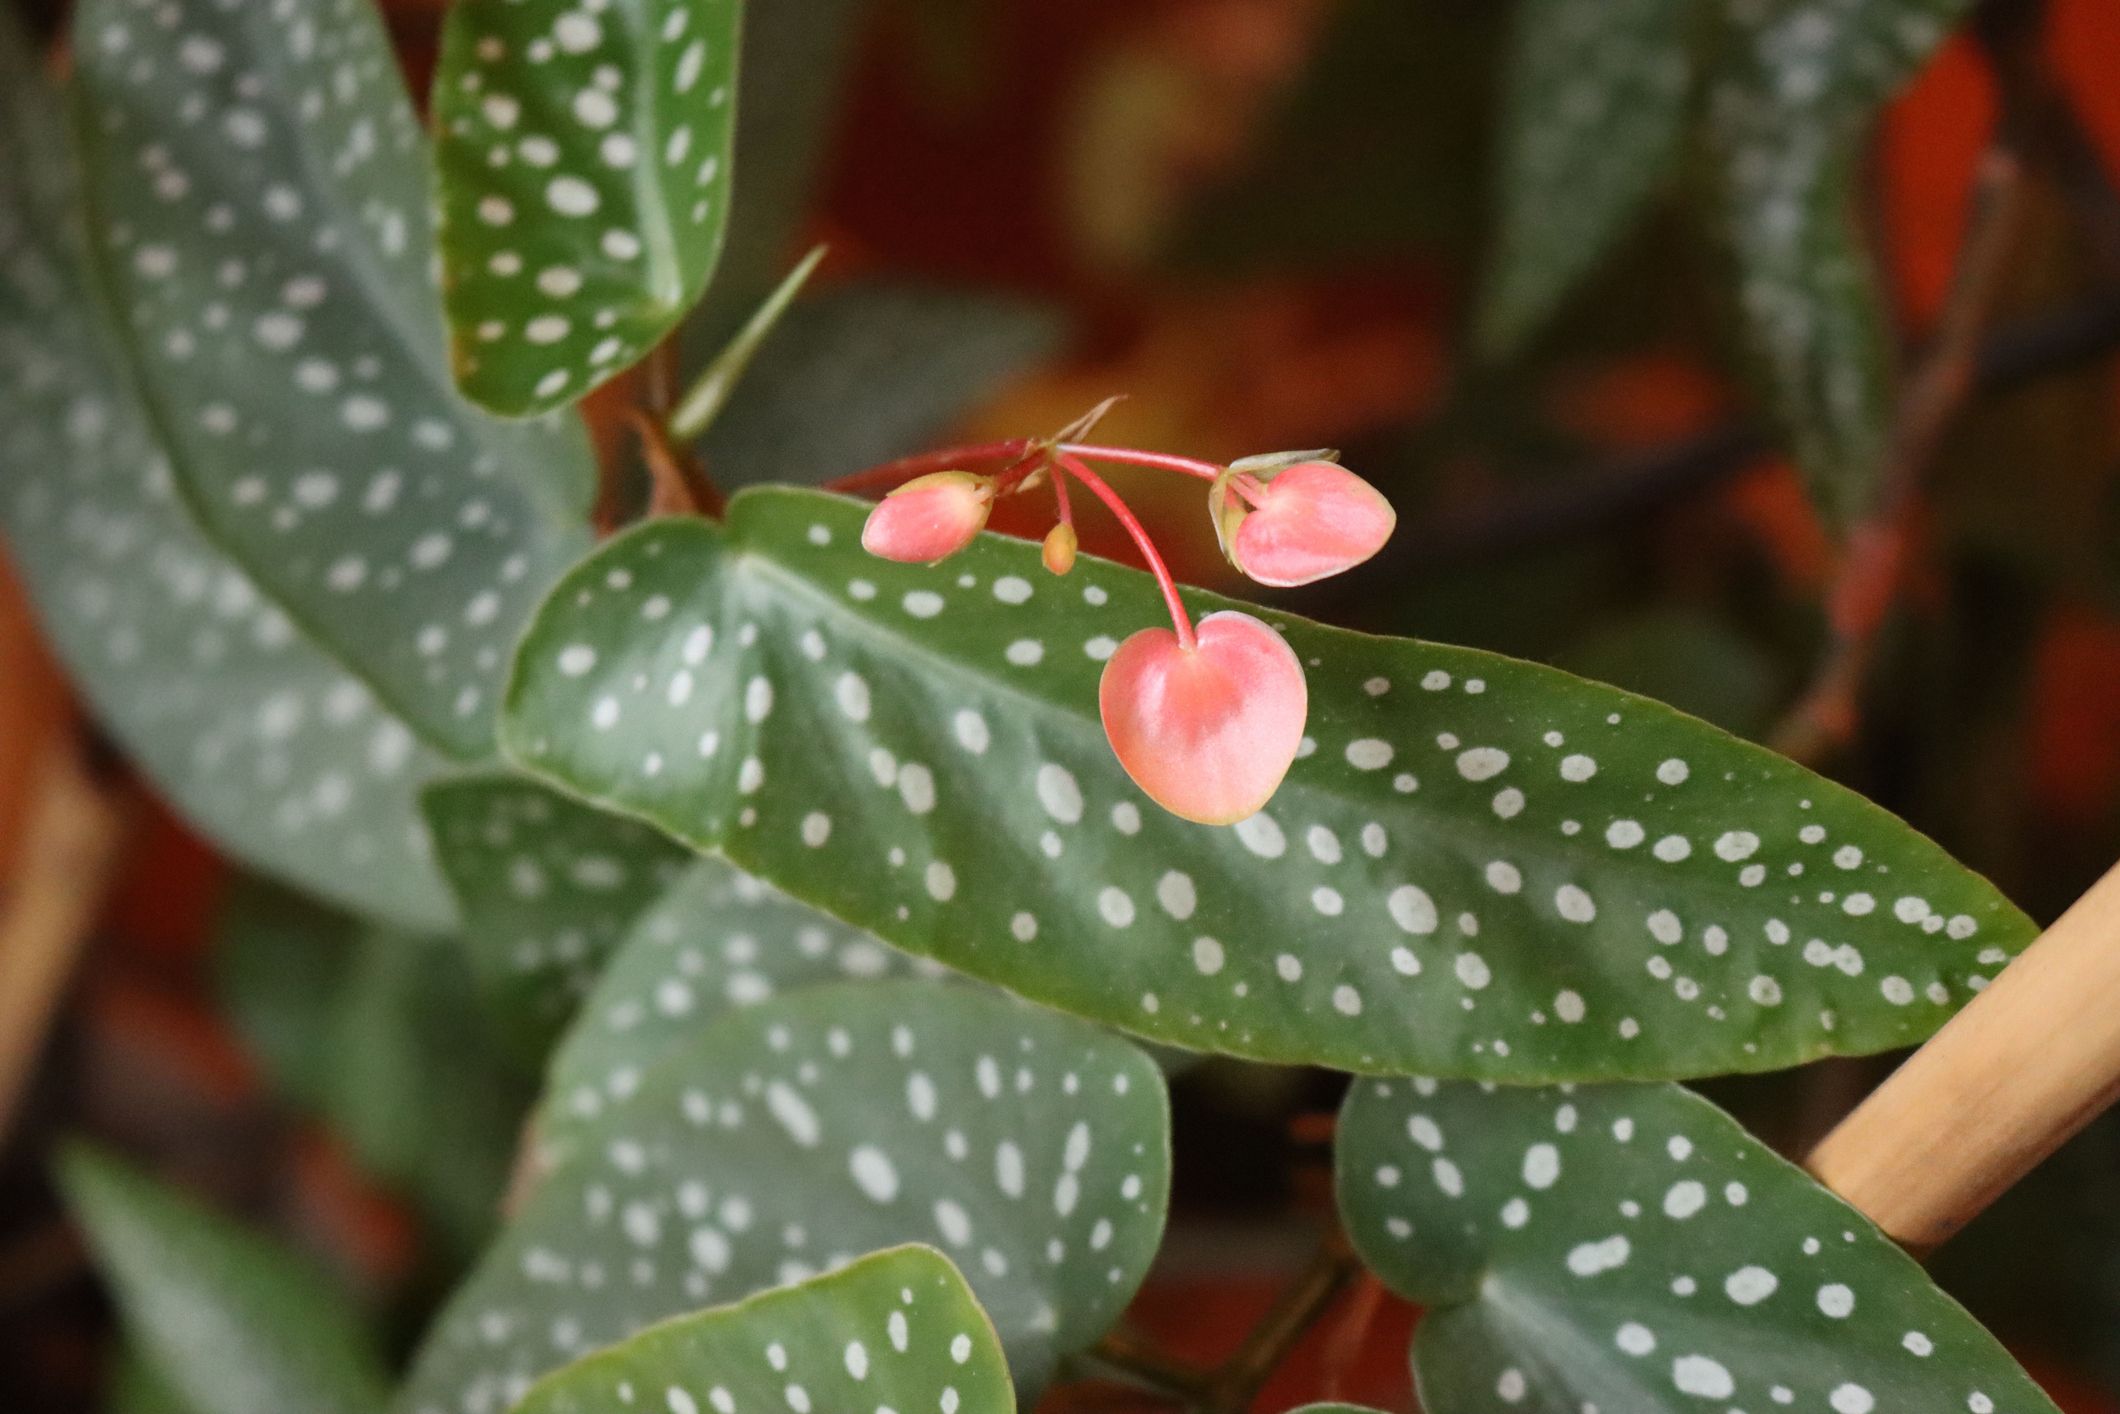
[57,1145,391,1414]
[71,0,595,759]
[696,284,1064,490]
[324,928,535,1251]
[538,855,927,1161]
[499,486,2032,1081]
[1475,0,1694,357]
[1700,0,1968,525]
[424,772,696,1057]
[0,9,453,931]
[397,981,1170,1410]
[1334,1077,2058,1414]
[515,1245,1014,1414]
[432,0,743,415]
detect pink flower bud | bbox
[1042,523,1078,576]
[1213,460,1395,588]
[1098,610,1308,826]
[861,471,994,564]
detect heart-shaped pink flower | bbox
[1099,610,1308,825]
[1216,460,1395,588]
[861,470,994,563]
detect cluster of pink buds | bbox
[851,413,1395,826]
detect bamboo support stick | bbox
[1807,859,2120,1250]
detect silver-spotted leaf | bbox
[1701,0,1968,525]
[58,1145,392,1414]
[71,0,596,758]
[0,10,453,930]
[424,773,696,1056]
[1336,1078,2059,1414]
[538,856,927,1161]
[432,0,742,415]
[498,486,2032,1081]
[397,981,1170,1411]
[516,1246,1013,1414]
[1476,0,1693,356]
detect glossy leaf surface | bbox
[72,0,595,757]
[515,1246,1013,1414]
[433,0,742,414]
[500,487,2032,1081]
[424,773,695,1056]
[59,1146,391,1414]
[1476,0,1692,355]
[0,10,453,929]
[1336,1077,2057,1414]
[398,982,1169,1411]
[538,856,927,1160]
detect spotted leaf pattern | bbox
[500,486,2032,1081]
[1335,1077,2058,1414]
[433,0,742,415]
[1702,0,1968,524]
[537,856,929,1163]
[515,1246,1013,1414]
[58,1145,392,1414]
[0,11,453,930]
[71,0,597,759]
[397,982,1169,1412]
[1476,0,1693,356]
[424,773,695,1057]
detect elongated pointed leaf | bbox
[72,0,595,758]
[1476,0,1693,356]
[1702,0,1967,525]
[0,10,452,930]
[539,856,927,1159]
[517,1246,1013,1414]
[58,1146,391,1414]
[433,0,743,414]
[424,773,696,1056]
[1335,1078,2057,1414]
[499,486,2031,1081]
[398,982,1170,1411]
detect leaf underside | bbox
[1335,1077,2058,1414]
[499,486,2033,1082]
[513,1246,1014,1414]
[0,6,453,930]
[397,982,1170,1413]
[432,0,743,415]
[72,0,595,758]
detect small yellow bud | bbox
[1042,523,1078,576]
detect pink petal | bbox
[1098,610,1308,825]
[860,472,992,563]
[1229,461,1395,588]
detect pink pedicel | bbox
[860,471,995,563]
[1219,460,1395,588]
[1098,610,1309,826]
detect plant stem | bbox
[824,440,1037,495]
[1084,1326,1215,1401]
[1054,453,1196,650]
[1202,1225,1361,1414]
[1059,443,1224,481]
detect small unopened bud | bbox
[861,471,994,564]
[1042,523,1078,576]
[1210,459,1395,588]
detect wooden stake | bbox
[1807,859,2120,1249]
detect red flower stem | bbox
[824,439,1036,494]
[1058,443,1223,481]
[1054,452,1195,651]
[1051,454,1076,528]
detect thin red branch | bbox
[1055,453,1196,650]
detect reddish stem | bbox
[1054,452,1195,651]
[824,439,1035,494]
[1051,453,1075,528]
[1058,443,1223,481]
